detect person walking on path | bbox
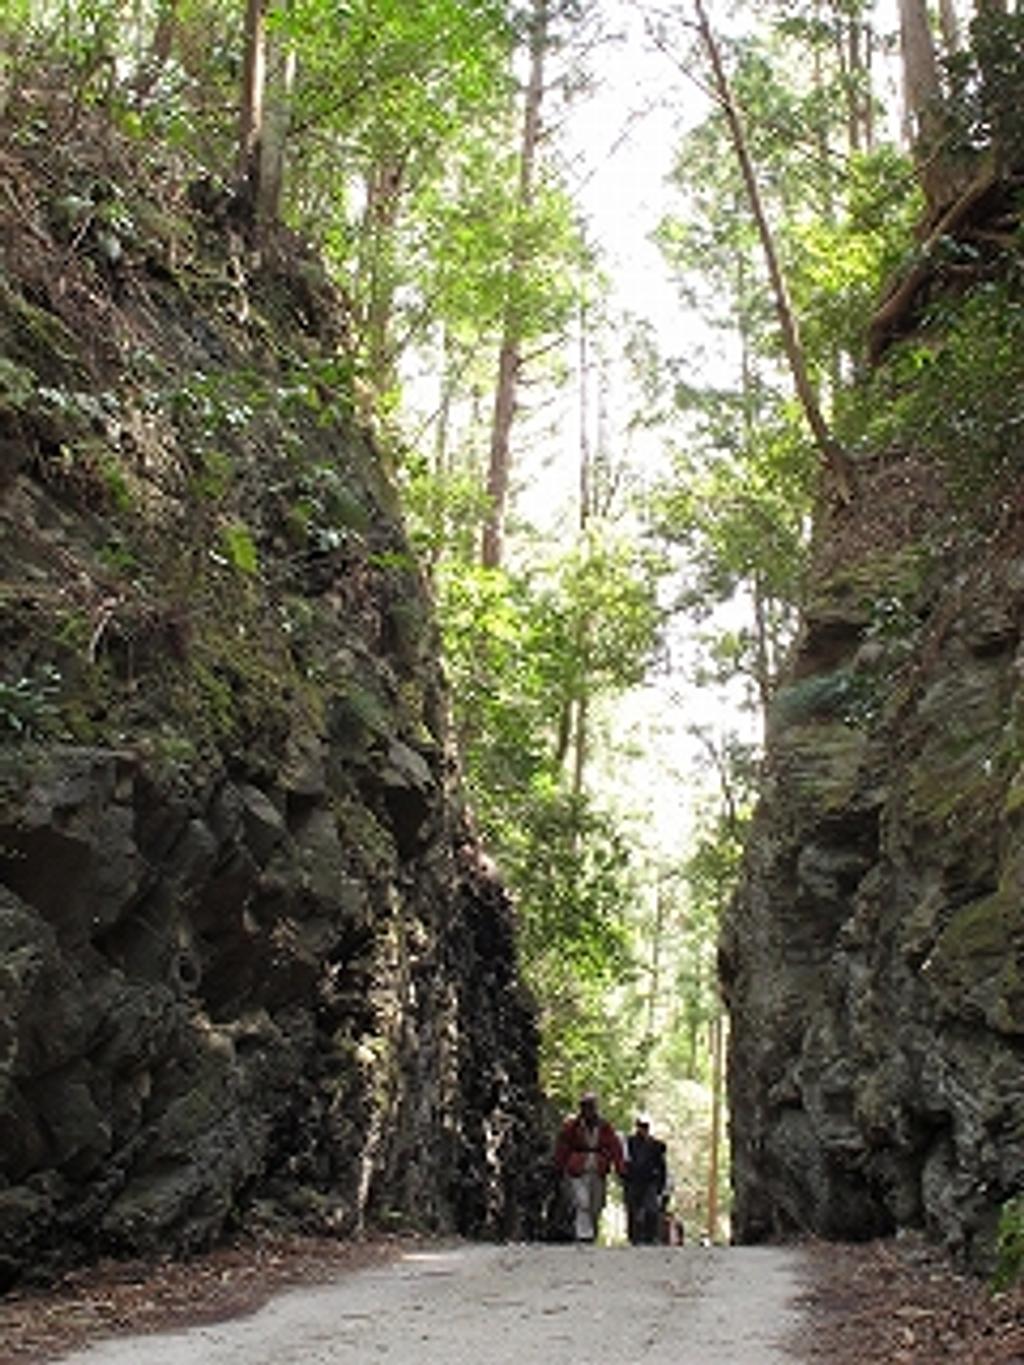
[553,1092,625,1243]
[623,1112,667,1245]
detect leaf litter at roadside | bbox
[0,1234,408,1364]
[796,1232,1024,1363]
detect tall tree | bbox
[238,0,267,198]
[430,539,663,1114]
[256,14,296,223]
[898,0,946,204]
[691,0,854,503]
[481,0,549,568]
[287,0,517,414]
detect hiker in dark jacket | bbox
[623,1112,667,1245]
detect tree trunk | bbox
[571,693,588,802]
[257,36,296,223]
[481,0,548,569]
[357,158,406,412]
[899,0,942,146]
[938,0,962,55]
[751,571,774,721]
[238,0,267,200]
[864,16,876,151]
[578,298,592,531]
[131,0,180,102]
[831,5,859,154]
[482,338,522,568]
[837,8,874,155]
[898,0,969,213]
[867,162,998,361]
[707,1011,724,1242]
[694,0,854,503]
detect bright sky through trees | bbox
[565,7,691,340]
[553,2,749,858]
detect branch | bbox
[690,0,855,504]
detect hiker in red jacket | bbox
[553,1092,625,1242]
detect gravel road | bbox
[54,1243,809,1364]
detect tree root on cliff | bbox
[866,166,1020,366]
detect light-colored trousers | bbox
[565,1170,607,1241]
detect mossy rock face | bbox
[0,356,36,414]
[0,113,545,1282]
[726,448,1024,1270]
[926,890,1024,1033]
[770,723,870,816]
[0,274,83,380]
[329,678,394,753]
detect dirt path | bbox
[51,1244,807,1364]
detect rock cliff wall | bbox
[0,112,544,1285]
[723,452,1024,1268]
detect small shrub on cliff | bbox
[992,1195,1024,1291]
[0,356,35,411]
[773,667,882,727]
[0,665,61,737]
[219,521,259,575]
[842,279,1024,503]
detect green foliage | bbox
[280,0,521,404]
[169,368,267,441]
[840,280,1024,499]
[514,794,634,977]
[402,456,492,566]
[535,538,666,702]
[657,21,902,378]
[220,521,259,575]
[652,24,918,720]
[434,537,665,1113]
[418,148,587,344]
[671,743,753,1072]
[97,536,138,575]
[656,421,810,610]
[439,540,663,794]
[91,443,133,512]
[189,448,234,503]
[772,668,873,726]
[993,1195,1024,1291]
[440,563,562,788]
[0,665,62,737]
[789,148,922,373]
[0,356,35,411]
[7,0,590,436]
[651,412,811,709]
[944,8,1024,168]
[514,791,646,1116]
[282,0,512,152]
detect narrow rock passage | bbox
[55,1244,808,1364]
